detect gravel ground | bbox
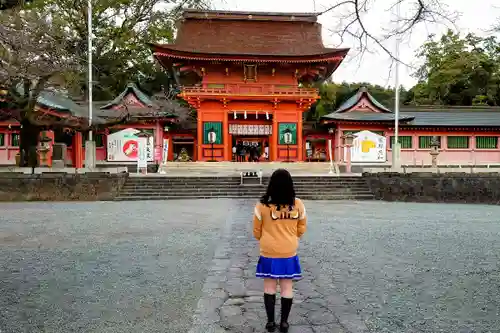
[1,200,499,333]
[0,200,228,333]
[301,200,500,333]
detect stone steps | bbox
[125,177,365,182]
[114,193,375,201]
[117,189,373,196]
[123,179,360,183]
[115,175,374,201]
[120,186,371,192]
[101,161,367,175]
[122,181,368,186]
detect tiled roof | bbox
[400,105,500,112]
[15,84,87,117]
[101,83,153,109]
[92,91,188,121]
[37,91,88,117]
[400,109,500,127]
[97,107,176,119]
[322,87,500,127]
[334,87,391,113]
[323,104,500,127]
[151,9,348,58]
[322,111,414,122]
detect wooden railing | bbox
[181,84,319,97]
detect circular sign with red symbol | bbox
[122,139,138,159]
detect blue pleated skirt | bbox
[256,255,302,280]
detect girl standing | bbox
[252,169,307,333]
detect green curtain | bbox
[11,133,19,147]
[390,136,412,149]
[419,136,441,149]
[476,136,497,149]
[203,122,223,144]
[447,136,469,149]
[278,123,297,145]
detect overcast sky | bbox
[211,0,500,89]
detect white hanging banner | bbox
[158,138,169,174]
[137,137,148,169]
[162,139,169,164]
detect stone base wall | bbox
[363,172,500,204]
[0,173,128,201]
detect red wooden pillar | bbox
[303,136,307,161]
[192,138,197,161]
[154,120,163,163]
[297,114,303,162]
[197,116,203,161]
[223,111,230,161]
[167,135,174,161]
[271,115,278,161]
[335,127,342,162]
[73,132,83,168]
[325,132,333,162]
[228,133,233,161]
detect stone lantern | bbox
[341,133,355,173]
[429,135,440,168]
[38,133,52,167]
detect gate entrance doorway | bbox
[232,136,269,162]
[172,137,195,162]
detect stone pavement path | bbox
[188,202,369,333]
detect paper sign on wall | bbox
[344,130,386,163]
[107,128,154,162]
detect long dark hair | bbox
[260,168,296,208]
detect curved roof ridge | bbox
[183,9,318,22]
[101,82,154,109]
[150,44,349,59]
[334,86,391,113]
[149,9,348,58]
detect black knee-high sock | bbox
[280,297,293,324]
[264,293,276,322]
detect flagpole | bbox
[392,0,401,170]
[87,0,93,140]
[85,0,96,168]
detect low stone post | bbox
[346,144,352,173]
[52,143,67,169]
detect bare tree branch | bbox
[320,0,459,66]
[0,8,79,96]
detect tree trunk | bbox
[19,118,41,169]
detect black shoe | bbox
[265,321,277,332]
[279,321,289,333]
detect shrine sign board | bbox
[229,124,272,136]
[345,130,386,163]
[107,128,154,162]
